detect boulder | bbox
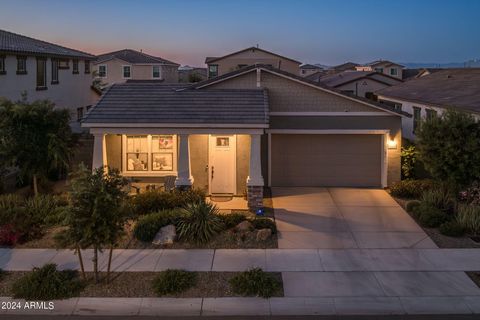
[256,228,272,241]
[235,220,253,232]
[152,224,176,245]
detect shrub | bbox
[406,200,421,213]
[414,204,448,228]
[134,210,181,242]
[457,204,480,235]
[176,201,224,244]
[130,188,205,215]
[459,181,480,206]
[12,264,84,300]
[152,269,197,295]
[229,268,281,298]
[250,217,277,234]
[23,195,63,237]
[421,186,456,214]
[0,224,21,246]
[218,212,247,229]
[439,221,466,237]
[389,179,437,199]
[401,145,417,179]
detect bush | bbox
[459,181,480,206]
[457,204,480,235]
[250,217,277,234]
[12,264,84,300]
[439,221,466,237]
[134,210,181,242]
[177,201,224,244]
[152,269,197,295]
[406,200,421,213]
[218,212,247,229]
[389,179,436,199]
[229,268,281,298]
[421,186,456,214]
[0,224,21,246]
[130,188,205,215]
[414,204,448,228]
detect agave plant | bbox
[176,201,223,244]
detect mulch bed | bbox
[393,196,480,249]
[0,271,284,298]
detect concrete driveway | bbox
[272,187,437,249]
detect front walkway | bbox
[272,187,436,249]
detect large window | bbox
[36,58,47,89]
[413,106,421,134]
[208,64,218,78]
[16,56,27,74]
[0,56,5,74]
[152,66,160,78]
[51,59,59,84]
[72,59,79,74]
[122,65,131,78]
[98,65,107,77]
[124,135,176,174]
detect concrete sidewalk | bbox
[1,248,479,272]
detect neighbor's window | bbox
[51,59,59,84]
[237,64,248,69]
[58,59,69,69]
[413,106,421,133]
[98,65,107,77]
[126,135,148,171]
[208,64,218,78]
[16,56,27,74]
[426,109,437,120]
[152,66,160,78]
[374,67,384,73]
[84,60,90,74]
[0,56,5,74]
[390,68,397,76]
[123,65,131,78]
[36,58,47,89]
[72,59,79,74]
[77,107,84,121]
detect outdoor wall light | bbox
[387,139,397,149]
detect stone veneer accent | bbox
[247,186,263,211]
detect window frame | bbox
[36,57,47,90]
[208,64,218,78]
[390,68,398,76]
[413,106,421,134]
[72,59,79,74]
[0,55,6,75]
[374,67,384,73]
[152,65,161,78]
[51,58,59,84]
[77,107,84,122]
[122,65,131,79]
[16,56,27,74]
[84,60,90,74]
[426,108,437,120]
[98,64,107,78]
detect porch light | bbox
[387,139,397,149]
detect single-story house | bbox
[82,65,409,210]
[376,68,480,141]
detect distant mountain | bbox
[401,59,480,69]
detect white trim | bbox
[122,65,131,79]
[267,133,272,187]
[83,123,268,129]
[89,128,265,135]
[208,135,237,195]
[266,129,389,135]
[269,112,394,116]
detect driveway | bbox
[272,187,437,249]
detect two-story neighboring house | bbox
[376,68,480,141]
[356,60,404,80]
[299,64,324,77]
[0,29,98,131]
[93,49,180,85]
[205,46,301,78]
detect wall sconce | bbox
[387,139,397,149]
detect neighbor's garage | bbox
[270,134,383,187]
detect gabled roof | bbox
[366,60,404,68]
[95,49,180,66]
[204,46,302,65]
[319,71,403,87]
[377,68,480,114]
[188,64,410,117]
[82,82,268,127]
[0,29,95,59]
[300,64,323,70]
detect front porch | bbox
[91,129,264,211]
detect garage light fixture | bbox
[387,139,397,149]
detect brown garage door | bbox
[270,134,382,187]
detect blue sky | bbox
[1,0,479,66]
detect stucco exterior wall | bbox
[0,54,97,131]
[236,134,250,196]
[190,134,209,192]
[335,78,392,98]
[105,134,122,171]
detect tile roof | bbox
[0,29,95,59]
[82,82,268,126]
[366,60,404,68]
[319,71,402,87]
[95,49,180,66]
[332,62,359,71]
[204,47,302,64]
[377,68,480,114]
[300,64,323,70]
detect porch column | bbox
[175,134,194,189]
[247,134,264,210]
[92,132,106,170]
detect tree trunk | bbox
[76,245,86,280]
[107,245,113,283]
[93,246,98,284]
[32,174,38,196]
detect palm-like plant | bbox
[176,201,223,244]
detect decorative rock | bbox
[152,224,176,245]
[256,228,272,241]
[236,220,253,232]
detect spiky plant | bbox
[176,201,223,244]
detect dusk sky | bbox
[1,0,479,67]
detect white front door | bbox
[209,135,236,194]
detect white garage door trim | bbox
[266,129,389,188]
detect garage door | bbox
[270,134,382,187]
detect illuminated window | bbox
[126,136,148,171]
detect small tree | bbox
[59,165,128,283]
[416,110,480,188]
[401,145,417,179]
[0,97,75,195]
